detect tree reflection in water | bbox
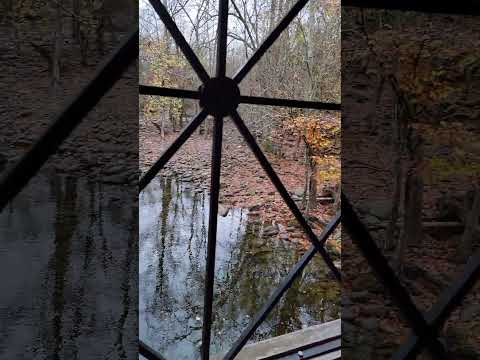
[140,177,339,360]
[0,175,137,359]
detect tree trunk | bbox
[302,144,309,210]
[403,171,423,247]
[307,160,317,213]
[385,103,402,250]
[51,2,63,97]
[394,130,424,271]
[72,0,81,42]
[334,181,341,211]
[457,188,480,263]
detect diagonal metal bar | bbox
[0,28,139,212]
[139,340,167,360]
[148,0,210,83]
[223,212,341,360]
[233,0,309,84]
[200,116,224,360]
[240,95,341,111]
[341,192,448,359]
[139,85,199,100]
[230,110,340,281]
[139,109,208,192]
[342,0,480,16]
[393,249,480,360]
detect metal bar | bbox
[139,85,199,100]
[341,193,448,359]
[233,0,309,84]
[138,86,342,112]
[215,0,229,77]
[139,109,208,192]
[342,0,480,15]
[265,337,341,360]
[139,340,168,360]
[393,250,480,360]
[200,2,229,357]
[240,95,341,111]
[200,116,224,360]
[148,0,210,83]
[230,110,341,281]
[0,28,138,212]
[223,213,341,360]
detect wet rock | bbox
[218,204,230,217]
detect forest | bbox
[342,8,480,359]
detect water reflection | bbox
[0,175,136,359]
[140,177,339,359]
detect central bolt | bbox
[199,77,241,117]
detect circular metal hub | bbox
[199,77,240,116]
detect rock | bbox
[263,225,279,237]
[292,188,304,197]
[360,199,392,220]
[352,273,383,292]
[359,318,378,331]
[461,303,480,321]
[364,214,381,226]
[218,204,230,217]
[102,173,129,184]
[250,237,266,248]
[103,164,125,175]
[350,291,369,302]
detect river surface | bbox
[140,176,339,359]
[0,175,137,359]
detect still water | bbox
[140,176,339,359]
[0,175,136,359]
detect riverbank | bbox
[140,120,340,254]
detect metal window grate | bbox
[139,0,341,359]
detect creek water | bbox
[0,175,137,359]
[140,176,339,359]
